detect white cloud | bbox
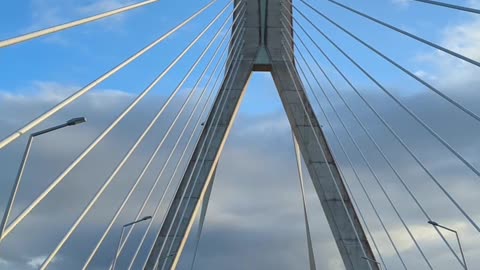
[76,0,134,15]
[25,0,135,43]
[1,67,480,270]
[0,257,10,266]
[27,256,46,268]
[414,13,480,91]
[391,0,411,8]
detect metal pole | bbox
[0,135,34,238]
[293,133,317,270]
[112,226,126,270]
[0,117,86,239]
[112,216,152,270]
[455,231,468,270]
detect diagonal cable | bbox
[282,40,397,270]
[187,170,215,270]
[0,0,218,150]
[144,51,245,270]
[103,9,246,269]
[292,134,317,270]
[325,0,480,68]
[37,2,234,268]
[280,47,374,270]
[152,26,247,270]
[127,46,241,270]
[283,27,432,269]
[285,6,467,267]
[291,4,480,234]
[299,0,480,180]
[0,0,162,48]
[151,34,247,270]
[413,0,480,14]
[300,0,480,124]
[79,4,243,269]
[280,21,387,267]
[154,16,251,266]
[133,30,246,270]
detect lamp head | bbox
[66,117,86,126]
[141,216,152,221]
[428,220,439,226]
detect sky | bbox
[1,0,480,269]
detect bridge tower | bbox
[145,0,378,269]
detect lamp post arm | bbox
[31,123,69,137]
[430,222,467,269]
[123,217,152,228]
[436,224,457,233]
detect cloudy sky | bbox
[1,0,480,269]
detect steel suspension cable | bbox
[280,49,374,270]
[112,45,226,270]
[188,180,214,270]
[292,134,317,270]
[151,24,248,268]
[0,1,219,242]
[325,0,480,68]
[133,30,246,269]
[138,54,244,269]
[36,3,234,268]
[151,30,248,269]
[281,40,403,270]
[342,173,388,270]
[299,0,480,181]
[186,11,246,269]
[108,12,246,269]
[284,6,466,267]
[277,21,386,270]
[146,55,245,270]
[291,5,480,234]
[127,43,240,270]
[152,42,247,270]
[0,0,162,48]
[80,5,243,269]
[283,29,431,269]
[299,1,480,124]
[286,27,434,269]
[0,0,218,150]
[413,0,480,14]
[146,56,244,270]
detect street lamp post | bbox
[428,220,467,269]
[361,256,382,269]
[112,216,152,270]
[0,117,87,238]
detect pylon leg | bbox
[270,60,377,270]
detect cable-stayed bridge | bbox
[0,0,479,269]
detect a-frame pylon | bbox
[145,0,378,269]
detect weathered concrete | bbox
[145,0,377,269]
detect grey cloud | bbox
[1,52,480,270]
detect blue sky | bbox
[2,0,480,269]
[0,0,474,94]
